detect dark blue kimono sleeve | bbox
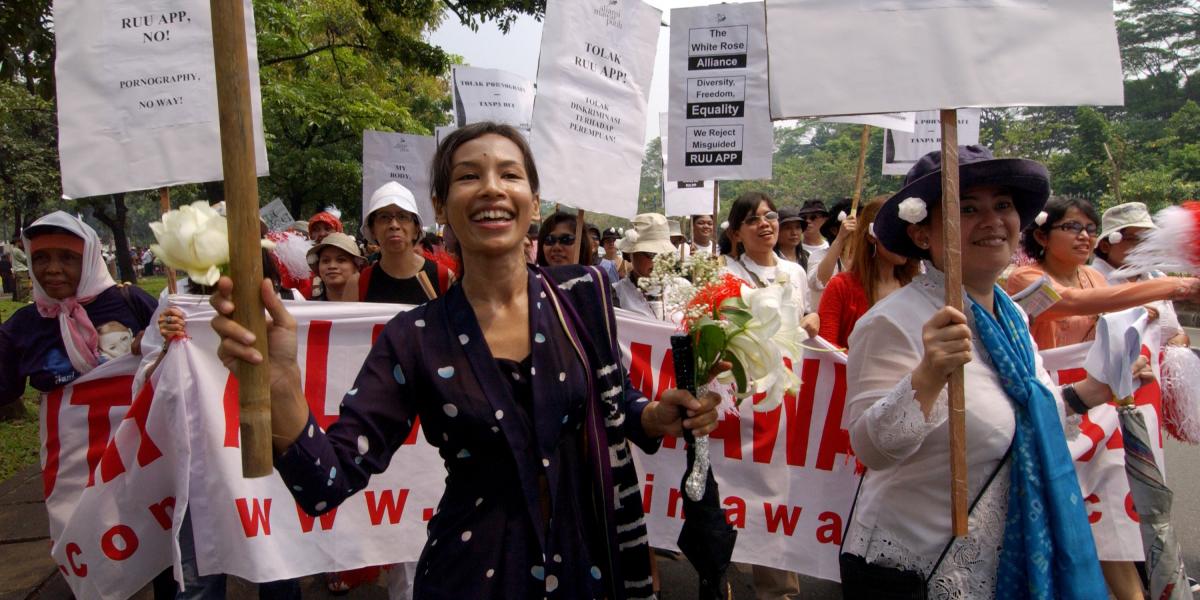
[274,319,418,516]
[0,323,24,407]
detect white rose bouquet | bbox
[150,201,271,286]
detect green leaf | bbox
[720,306,753,327]
[695,320,725,368]
[728,356,748,395]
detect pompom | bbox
[1034,211,1048,226]
[324,205,342,220]
[719,221,729,230]
[897,197,928,224]
[1162,345,1200,444]
[265,231,313,283]
[837,211,848,222]
[1106,231,1123,245]
[1116,201,1200,277]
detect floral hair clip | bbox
[897,197,928,224]
[1034,211,1049,226]
[1107,231,1123,245]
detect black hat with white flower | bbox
[874,145,1050,259]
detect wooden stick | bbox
[157,188,178,295]
[415,271,437,301]
[573,209,586,264]
[210,0,272,478]
[712,181,720,254]
[850,125,870,215]
[940,109,968,536]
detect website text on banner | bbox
[528,0,660,218]
[55,0,268,199]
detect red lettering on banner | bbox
[724,495,746,528]
[148,497,176,530]
[627,342,676,403]
[816,363,853,471]
[662,434,678,449]
[304,321,336,429]
[99,382,165,483]
[1106,427,1124,450]
[371,323,386,344]
[235,498,273,536]
[402,416,422,446]
[708,411,742,460]
[365,489,409,525]
[752,357,809,466]
[1076,414,1107,462]
[1085,493,1102,524]
[1057,367,1087,385]
[816,511,842,544]
[763,502,803,536]
[70,376,135,487]
[1125,492,1139,523]
[223,375,239,448]
[43,389,64,498]
[296,501,339,532]
[100,524,139,560]
[1135,380,1163,447]
[66,542,87,577]
[642,472,655,514]
[666,487,684,519]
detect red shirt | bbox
[818,271,870,349]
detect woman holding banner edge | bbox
[841,146,1151,599]
[209,122,722,600]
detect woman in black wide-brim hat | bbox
[840,145,1150,599]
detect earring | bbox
[870,243,878,257]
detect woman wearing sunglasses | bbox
[536,211,592,268]
[1005,196,1200,351]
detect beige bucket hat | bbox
[618,214,678,255]
[307,232,366,268]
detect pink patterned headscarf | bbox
[23,212,116,375]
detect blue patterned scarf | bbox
[969,286,1106,599]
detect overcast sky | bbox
[427,1,712,143]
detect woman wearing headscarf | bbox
[0,212,156,407]
[209,122,721,599]
[842,146,1150,599]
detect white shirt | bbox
[804,241,837,308]
[722,254,809,316]
[843,267,1078,596]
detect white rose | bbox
[150,201,230,286]
[897,197,928,224]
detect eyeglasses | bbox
[1052,222,1098,236]
[372,212,415,225]
[743,211,780,227]
[543,234,576,246]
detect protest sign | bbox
[528,0,661,218]
[451,66,536,130]
[821,113,915,133]
[667,2,773,181]
[659,113,714,218]
[882,109,980,175]
[434,126,458,146]
[54,0,268,199]
[258,199,295,232]
[765,0,1124,118]
[361,131,437,226]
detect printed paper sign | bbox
[54,0,269,199]
[451,66,536,130]
[258,199,295,232]
[529,0,662,218]
[820,112,916,133]
[668,2,773,180]
[882,109,981,175]
[659,113,714,217]
[766,0,1123,117]
[361,131,437,227]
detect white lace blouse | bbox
[843,267,1080,599]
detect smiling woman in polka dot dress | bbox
[210,121,722,600]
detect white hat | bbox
[361,182,420,243]
[1100,202,1157,246]
[617,214,678,255]
[667,219,684,238]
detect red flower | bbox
[683,273,746,330]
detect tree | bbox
[0,80,61,238]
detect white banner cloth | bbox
[820,113,916,133]
[528,0,661,217]
[659,113,715,218]
[765,0,1124,118]
[451,66,536,130]
[667,2,773,181]
[54,0,269,199]
[361,131,437,227]
[882,109,980,175]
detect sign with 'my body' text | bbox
[528,0,661,218]
[361,131,436,226]
[54,0,269,199]
[667,2,773,181]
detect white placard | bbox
[667,2,773,181]
[882,109,981,176]
[434,125,458,147]
[659,113,714,217]
[820,112,916,133]
[766,0,1123,118]
[451,66,536,130]
[528,0,661,218]
[258,199,295,232]
[361,131,437,226]
[54,0,269,199]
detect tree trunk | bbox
[288,194,303,223]
[92,194,137,284]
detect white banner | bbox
[765,0,1124,118]
[451,66,536,130]
[54,0,269,199]
[659,113,714,218]
[882,109,981,176]
[820,113,916,133]
[667,2,773,181]
[528,0,661,218]
[361,131,437,226]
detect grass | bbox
[0,275,168,481]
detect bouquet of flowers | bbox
[150,201,274,287]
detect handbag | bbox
[839,445,1012,600]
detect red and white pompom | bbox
[1117,201,1200,277]
[265,230,313,283]
[1161,345,1200,444]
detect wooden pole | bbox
[940,109,968,536]
[210,0,273,478]
[157,188,178,295]
[573,209,586,264]
[712,181,720,254]
[850,125,870,215]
